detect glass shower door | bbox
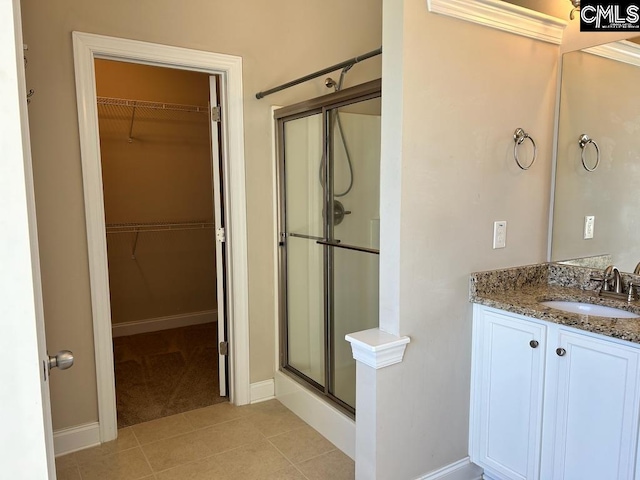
[328,99,381,410]
[283,113,325,388]
[277,81,381,415]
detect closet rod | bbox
[255,47,382,99]
[97,96,208,114]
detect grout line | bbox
[73,464,83,480]
[128,425,142,447]
[291,461,312,480]
[137,443,155,477]
[151,438,267,475]
[264,428,339,469]
[264,439,314,480]
[264,423,308,440]
[264,435,297,466]
[137,413,258,449]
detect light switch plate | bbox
[493,221,507,249]
[584,215,595,239]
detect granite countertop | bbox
[470,263,640,344]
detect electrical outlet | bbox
[584,215,595,239]
[493,221,507,249]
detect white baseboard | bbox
[416,458,484,480]
[54,422,100,457]
[111,310,216,337]
[250,379,275,403]
[275,371,355,460]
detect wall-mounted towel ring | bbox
[578,134,600,172]
[513,128,537,170]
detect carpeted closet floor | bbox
[113,322,225,428]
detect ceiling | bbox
[501,0,572,20]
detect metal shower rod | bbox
[255,47,382,99]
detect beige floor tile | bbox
[132,412,194,445]
[243,399,288,414]
[77,447,153,480]
[143,417,264,472]
[156,440,291,480]
[245,405,307,438]
[195,417,265,455]
[268,425,336,464]
[184,401,249,429]
[73,427,139,465]
[255,465,307,480]
[55,453,77,470]
[141,429,213,472]
[55,464,82,480]
[297,450,355,480]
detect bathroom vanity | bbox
[469,263,640,480]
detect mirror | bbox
[551,36,640,273]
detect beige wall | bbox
[21,0,382,430]
[376,2,559,477]
[96,61,217,324]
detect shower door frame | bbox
[275,79,381,417]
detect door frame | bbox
[72,31,250,443]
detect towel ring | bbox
[579,134,600,172]
[513,128,537,170]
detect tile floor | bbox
[55,400,355,480]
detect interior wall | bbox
[20,0,382,430]
[377,2,559,477]
[96,60,216,324]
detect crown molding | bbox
[583,40,640,68]
[427,0,567,45]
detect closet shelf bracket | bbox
[128,104,137,143]
[131,231,139,259]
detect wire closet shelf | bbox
[105,221,215,235]
[96,96,209,114]
[96,96,210,142]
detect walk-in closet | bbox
[94,59,225,427]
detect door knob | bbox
[48,350,74,371]
[529,340,539,348]
[556,348,567,357]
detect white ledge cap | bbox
[345,328,410,369]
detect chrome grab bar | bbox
[316,240,379,255]
[288,232,332,241]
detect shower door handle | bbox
[316,240,379,255]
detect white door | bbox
[471,306,546,480]
[209,76,227,396]
[1,0,55,477]
[543,329,640,480]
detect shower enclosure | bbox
[276,79,381,415]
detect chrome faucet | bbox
[593,265,637,301]
[612,267,623,294]
[601,265,614,292]
[592,265,619,293]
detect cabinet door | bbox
[471,306,546,480]
[543,329,640,480]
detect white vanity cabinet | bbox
[470,304,640,480]
[541,328,640,480]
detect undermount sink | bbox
[540,300,640,319]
